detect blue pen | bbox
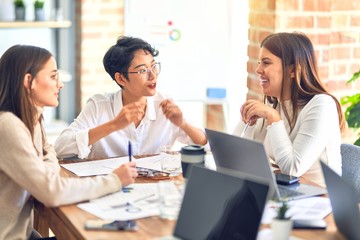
[122,187,133,191]
[128,141,132,162]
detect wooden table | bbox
[34,160,346,240]
[34,193,176,240]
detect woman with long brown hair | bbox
[234,32,344,187]
[0,45,137,240]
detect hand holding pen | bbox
[240,100,281,125]
[110,140,138,186]
[240,122,250,138]
[112,162,137,186]
[240,100,261,126]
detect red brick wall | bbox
[248,0,360,101]
[75,0,125,113]
[247,0,360,98]
[248,0,360,141]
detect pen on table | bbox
[122,187,133,193]
[240,122,250,138]
[128,140,132,162]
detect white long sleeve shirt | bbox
[233,94,342,187]
[55,91,194,159]
[0,111,123,240]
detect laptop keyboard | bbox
[278,185,304,198]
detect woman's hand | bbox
[160,99,184,127]
[113,162,138,186]
[112,102,146,130]
[240,100,280,125]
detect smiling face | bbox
[29,57,63,107]
[256,47,285,100]
[116,49,158,102]
[256,47,294,101]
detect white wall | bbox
[0,0,55,22]
[124,0,248,132]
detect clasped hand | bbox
[240,100,280,125]
[112,102,146,130]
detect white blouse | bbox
[233,94,342,187]
[55,91,194,159]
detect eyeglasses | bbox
[136,166,170,179]
[125,62,161,80]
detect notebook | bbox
[320,161,360,239]
[205,128,327,201]
[173,165,271,240]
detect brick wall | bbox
[75,0,125,113]
[248,0,360,142]
[248,0,360,101]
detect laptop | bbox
[320,161,360,239]
[173,165,271,240]
[205,128,327,201]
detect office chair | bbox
[341,143,360,202]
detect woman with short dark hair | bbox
[55,36,207,160]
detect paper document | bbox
[61,155,167,177]
[78,182,181,221]
[257,229,303,240]
[261,197,332,224]
[60,156,129,177]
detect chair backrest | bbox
[341,143,360,201]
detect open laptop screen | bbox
[173,165,270,240]
[321,161,360,239]
[205,128,327,201]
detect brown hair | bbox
[0,45,53,154]
[260,32,345,132]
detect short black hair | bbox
[103,36,159,84]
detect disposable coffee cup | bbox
[180,145,206,178]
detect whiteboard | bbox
[124,0,231,101]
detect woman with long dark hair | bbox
[0,45,137,239]
[234,32,344,187]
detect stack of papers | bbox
[257,229,303,240]
[61,156,184,220]
[261,197,332,224]
[61,155,165,177]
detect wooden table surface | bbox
[34,158,346,240]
